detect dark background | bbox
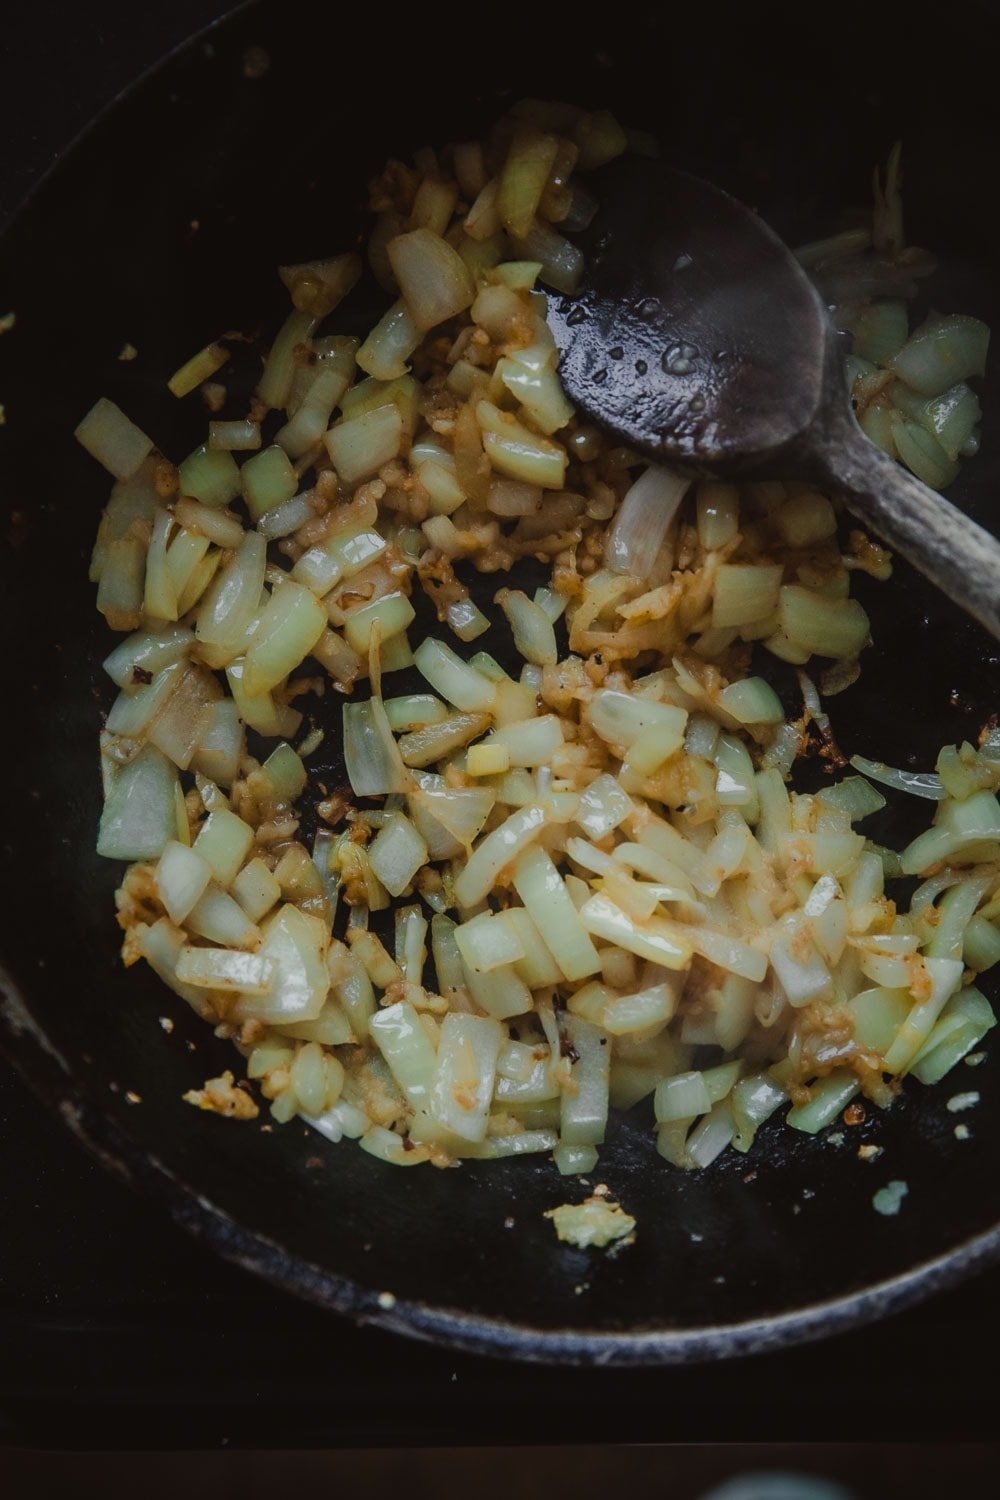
[2,0,1000,1460]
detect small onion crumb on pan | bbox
[80,102,995,1180]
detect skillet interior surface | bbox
[1,0,1000,1363]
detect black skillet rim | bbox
[4,0,1000,1369]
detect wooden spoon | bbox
[546,156,1000,638]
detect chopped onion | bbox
[368,811,428,897]
[414,638,497,712]
[356,300,421,381]
[890,314,989,397]
[604,464,690,579]
[387,229,475,332]
[476,401,568,488]
[430,1013,503,1143]
[495,589,558,666]
[178,444,240,507]
[243,581,326,696]
[343,697,410,796]
[324,403,404,484]
[168,342,230,399]
[849,754,944,801]
[498,126,560,238]
[97,746,178,861]
[75,398,154,481]
[207,418,260,452]
[88,98,1000,1184]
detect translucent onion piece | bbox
[387,229,475,333]
[604,465,690,579]
[343,697,410,796]
[75,398,154,481]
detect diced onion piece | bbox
[769,913,832,1007]
[384,694,448,732]
[257,309,316,412]
[235,905,329,1024]
[369,1001,437,1109]
[147,663,220,770]
[275,337,358,459]
[786,1070,860,1134]
[225,658,302,739]
[498,126,560,238]
[774,491,837,546]
[576,774,634,838]
[731,1073,787,1152]
[261,741,306,801]
[509,221,584,294]
[344,592,415,655]
[919,382,982,462]
[496,357,574,435]
[467,743,509,776]
[387,229,475,333]
[175,947,272,993]
[488,714,563,768]
[232,857,281,923]
[454,805,547,908]
[409,775,494,849]
[495,589,558,665]
[208,418,260,451]
[324,403,404,484]
[579,892,692,972]
[398,712,491,768]
[655,1069,711,1123]
[893,420,959,489]
[96,536,146,631]
[292,525,386,597]
[241,445,298,522]
[476,401,567,488]
[193,808,254,887]
[778,586,870,660]
[686,1099,736,1168]
[696,482,740,550]
[343,697,410,796]
[97,746,178,861]
[560,1015,611,1147]
[446,598,490,642]
[368,811,428,898]
[589,689,688,750]
[356,300,420,381]
[604,464,690,579]
[429,1013,503,1143]
[468,1129,558,1159]
[243,582,327,696]
[173,497,243,549]
[848,754,944,801]
[103,625,193,689]
[512,846,602,981]
[178,444,241,507]
[168,342,229,398]
[278,254,362,317]
[186,885,260,950]
[910,986,997,1085]
[75,398,153,480]
[413,638,497,712]
[603,982,677,1036]
[717,676,784,725]
[712,564,783,628]
[890,314,989,397]
[454,911,526,974]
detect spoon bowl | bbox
[548,154,1000,639]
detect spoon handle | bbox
[822,425,1000,642]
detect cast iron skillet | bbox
[2,0,1000,1365]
